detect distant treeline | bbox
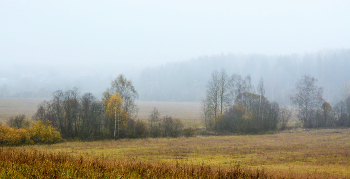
[1,49,350,104]
[136,49,350,104]
[27,75,193,141]
[2,71,350,145]
[202,70,350,134]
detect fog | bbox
[1,1,350,103]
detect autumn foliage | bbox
[0,124,31,146]
[0,120,62,146]
[29,121,63,144]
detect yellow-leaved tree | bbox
[29,121,63,144]
[106,92,128,139]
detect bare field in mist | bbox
[136,101,202,126]
[0,99,202,126]
[0,98,46,123]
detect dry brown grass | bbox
[14,128,350,178]
[1,98,350,178]
[0,147,271,178]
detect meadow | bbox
[1,128,349,178]
[1,98,350,178]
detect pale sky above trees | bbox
[1,0,350,70]
[1,1,350,100]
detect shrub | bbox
[183,126,196,137]
[0,124,32,146]
[135,120,150,138]
[162,116,184,137]
[29,121,63,144]
[126,119,150,138]
[7,114,30,128]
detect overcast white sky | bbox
[1,0,350,72]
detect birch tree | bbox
[291,75,323,128]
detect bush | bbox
[0,124,32,146]
[7,114,30,128]
[126,119,150,138]
[162,116,184,137]
[183,127,196,137]
[135,120,150,138]
[29,121,63,144]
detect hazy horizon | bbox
[2,1,350,66]
[1,1,350,102]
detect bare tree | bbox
[290,75,323,128]
[202,69,230,129]
[257,77,266,118]
[149,107,160,137]
[203,69,229,120]
[228,74,253,107]
[7,114,27,128]
[278,106,292,130]
[204,70,220,120]
[218,69,229,114]
[63,87,80,138]
[202,99,214,130]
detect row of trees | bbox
[148,108,186,137]
[137,49,350,103]
[203,70,350,133]
[33,75,143,140]
[333,96,350,127]
[34,88,107,140]
[202,69,291,133]
[291,75,350,128]
[32,75,190,141]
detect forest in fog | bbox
[1,49,350,105]
[137,49,350,104]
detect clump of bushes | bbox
[29,121,63,144]
[183,126,196,137]
[126,119,150,138]
[0,115,63,146]
[7,114,30,128]
[0,124,31,145]
[149,115,185,138]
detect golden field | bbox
[1,98,350,178]
[3,128,348,178]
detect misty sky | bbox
[1,0,350,74]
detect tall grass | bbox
[0,148,270,178]
[1,147,345,178]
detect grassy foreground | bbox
[4,128,349,178]
[0,148,270,178]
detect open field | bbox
[136,101,202,126]
[0,98,202,126]
[1,98,350,178]
[0,98,46,123]
[9,128,350,178]
[0,148,269,179]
